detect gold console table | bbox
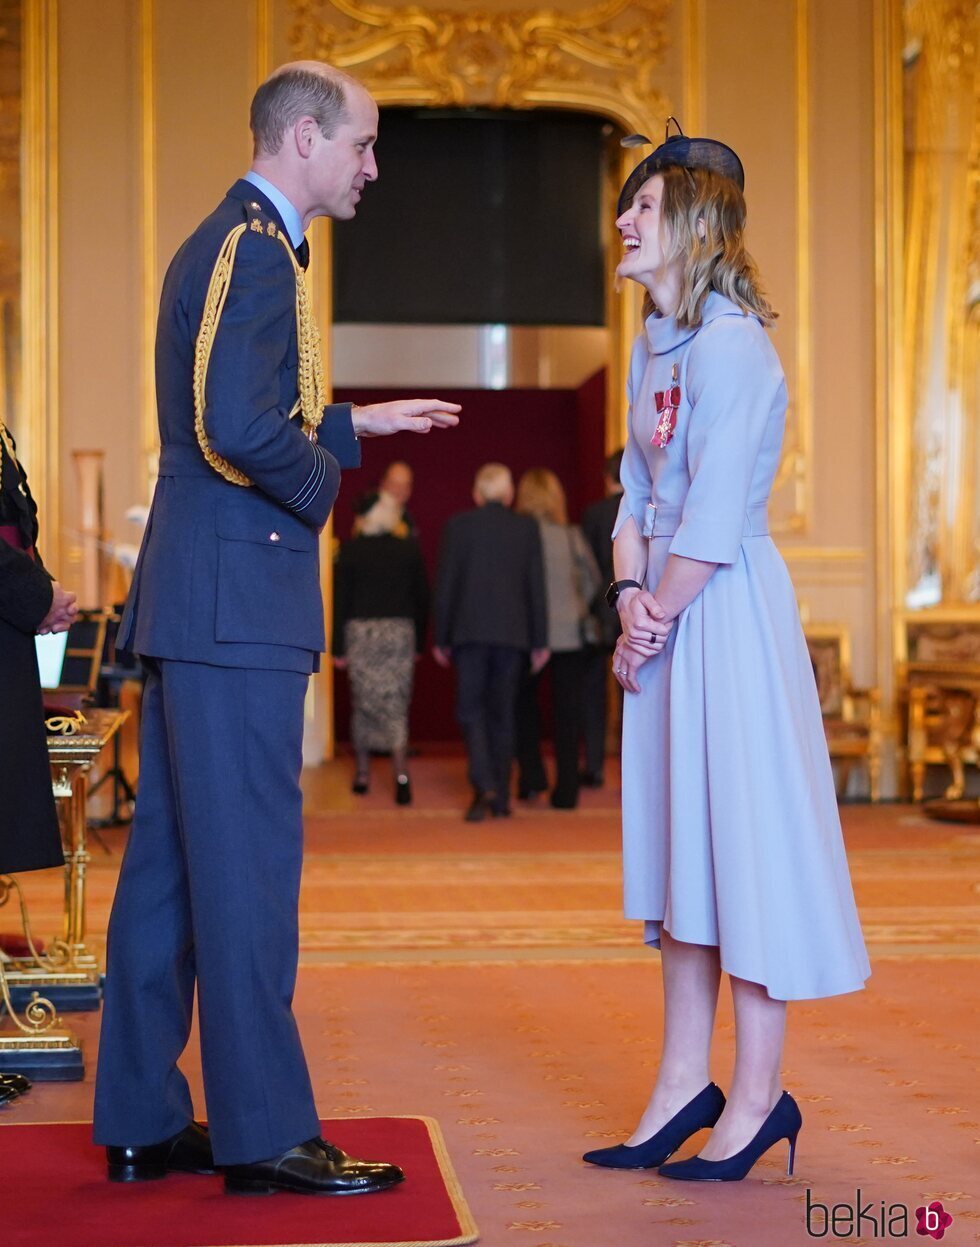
[0,708,129,1078]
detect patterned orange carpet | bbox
[3,756,979,1247]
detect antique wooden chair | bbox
[896,610,980,801]
[803,623,882,801]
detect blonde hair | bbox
[639,165,777,330]
[473,462,513,503]
[515,468,568,526]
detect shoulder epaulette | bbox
[244,198,285,242]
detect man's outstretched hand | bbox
[352,399,461,438]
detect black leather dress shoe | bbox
[0,1083,17,1106]
[107,1121,215,1182]
[0,1073,31,1094]
[464,793,490,823]
[224,1136,405,1196]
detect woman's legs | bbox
[696,974,786,1160]
[627,929,721,1144]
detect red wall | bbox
[331,374,607,743]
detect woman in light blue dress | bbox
[583,126,870,1183]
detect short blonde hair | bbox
[515,468,568,526]
[639,165,776,330]
[473,463,513,503]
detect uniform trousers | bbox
[93,658,321,1166]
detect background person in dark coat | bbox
[433,463,548,822]
[578,447,624,786]
[0,423,77,1106]
[332,492,429,804]
[0,422,77,877]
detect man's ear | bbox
[294,116,317,158]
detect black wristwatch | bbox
[605,579,643,610]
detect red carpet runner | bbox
[0,1117,478,1247]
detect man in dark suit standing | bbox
[578,448,624,787]
[93,62,459,1196]
[433,464,548,822]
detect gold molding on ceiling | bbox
[287,0,671,134]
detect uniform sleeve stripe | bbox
[290,446,327,512]
[284,445,320,508]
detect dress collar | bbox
[643,290,750,356]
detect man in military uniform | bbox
[93,62,459,1196]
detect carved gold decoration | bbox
[0,875,71,972]
[0,971,58,1036]
[288,0,670,134]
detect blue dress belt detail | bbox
[641,500,769,539]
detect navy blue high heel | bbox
[658,1090,802,1181]
[582,1083,725,1169]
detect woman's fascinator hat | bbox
[617,117,745,217]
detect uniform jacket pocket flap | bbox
[215,497,315,552]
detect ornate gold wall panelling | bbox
[779,548,868,587]
[902,0,979,605]
[140,0,158,499]
[874,0,906,712]
[20,0,59,560]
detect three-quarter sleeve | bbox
[668,317,783,565]
[611,338,653,540]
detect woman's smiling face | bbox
[615,174,669,284]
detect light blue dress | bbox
[614,291,870,1001]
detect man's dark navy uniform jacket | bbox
[119,179,360,673]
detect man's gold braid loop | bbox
[193,223,326,488]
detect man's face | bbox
[307,85,379,220]
[382,463,413,506]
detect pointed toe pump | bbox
[582,1082,726,1170]
[658,1090,802,1182]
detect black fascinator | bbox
[617,117,745,216]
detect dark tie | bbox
[295,238,310,270]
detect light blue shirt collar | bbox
[243,171,305,249]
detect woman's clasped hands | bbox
[613,589,673,693]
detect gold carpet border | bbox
[0,1117,478,1247]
